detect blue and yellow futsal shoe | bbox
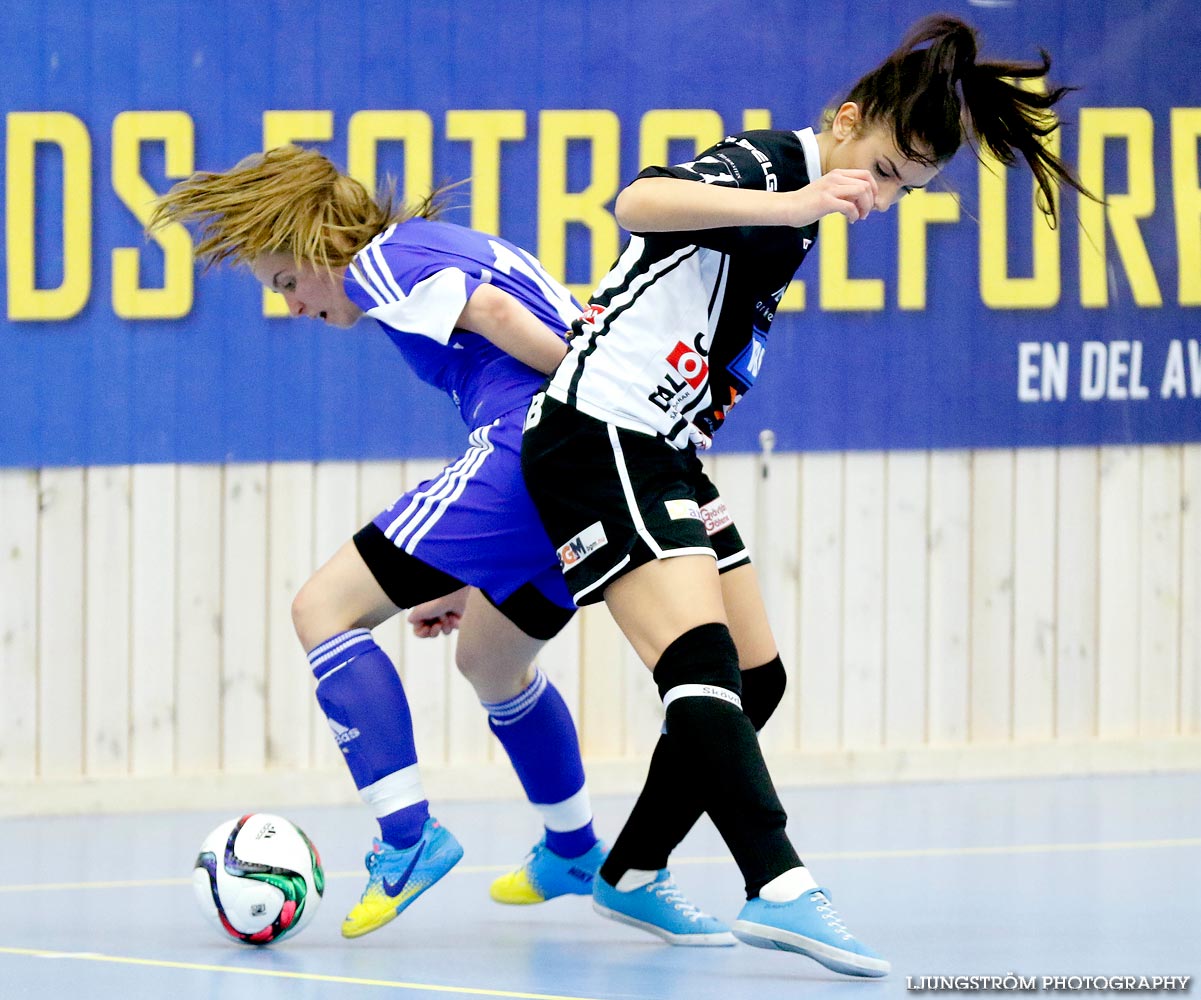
[341,817,464,939]
[489,837,605,904]
[592,869,736,946]
[733,887,890,977]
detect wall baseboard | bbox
[3,738,1200,818]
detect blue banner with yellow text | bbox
[1,0,1199,467]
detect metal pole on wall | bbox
[756,428,775,608]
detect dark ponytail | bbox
[834,14,1095,225]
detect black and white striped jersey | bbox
[545,128,822,449]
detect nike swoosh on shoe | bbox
[383,843,426,898]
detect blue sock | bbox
[309,629,429,848]
[483,669,597,858]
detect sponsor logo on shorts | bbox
[664,498,701,522]
[699,497,732,536]
[558,521,608,571]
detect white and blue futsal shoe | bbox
[593,869,736,946]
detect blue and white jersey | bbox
[344,218,581,428]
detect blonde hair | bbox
[147,145,444,270]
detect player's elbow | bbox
[615,180,658,232]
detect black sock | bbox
[599,654,789,887]
[629,624,799,897]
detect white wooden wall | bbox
[2,444,1199,814]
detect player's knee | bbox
[653,622,742,701]
[291,573,341,651]
[455,642,535,701]
[741,655,787,731]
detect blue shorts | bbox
[368,405,575,611]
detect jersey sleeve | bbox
[347,241,484,344]
[632,130,813,254]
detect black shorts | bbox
[353,523,575,641]
[521,394,751,606]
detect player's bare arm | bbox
[456,283,570,375]
[613,170,879,233]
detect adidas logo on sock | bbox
[328,717,361,746]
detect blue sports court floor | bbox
[2,772,1198,999]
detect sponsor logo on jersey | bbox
[664,498,701,522]
[580,302,606,327]
[558,521,608,570]
[728,327,768,392]
[666,339,709,388]
[649,334,711,417]
[730,136,778,191]
[699,497,732,536]
[679,153,741,185]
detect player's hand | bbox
[786,169,879,225]
[407,587,471,638]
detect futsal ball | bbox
[192,812,324,945]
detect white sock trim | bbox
[536,785,593,833]
[359,763,426,818]
[759,865,818,902]
[615,868,660,892]
[661,683,742,712]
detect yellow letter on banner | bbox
[6,112,92,320]
[979,160,1061,309]
[445,110,526,237]
[260,111,334,316]
[1171,108,1201,306]
[538,110,620,302]
[347,110,433,207]
[1078,108,1161,308]
[898,188,960,310]
[112,111,195,319]
[637,109,723,171]
[819,212,885,310]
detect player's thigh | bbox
[292,539,402,650]
[603,553,728,670]
[720,562,779,670]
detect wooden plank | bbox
[969,450,1014,742]
[841,452,885,748]
[357,460,406,681]
[797,452,843,750]
[221,463,268,772]
[577,604,627,759]
[0,469,40,779]
[84,466,132,777]
[37,468,86,778]
[1182,445,1201,735]
[883,451,929,747]
[265,462,315,770]
[1138,446,1181,735]
[1011,449,1058,742]
[621,630,663,759]
[714,453,758,555]
[926,451,971,745]
[756,452,800,756]
[1096,447,1141,739]
[129,464,177,776]
[175,466,223,773]
[310,460,362,770]
[393,459,451,767]
[1055,448,1099,740]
